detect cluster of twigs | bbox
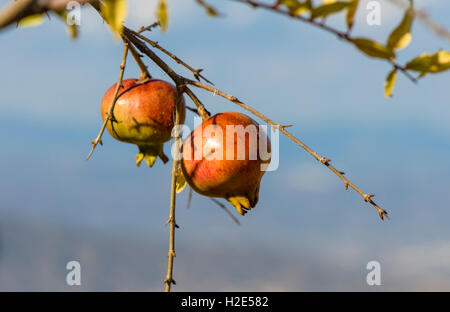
[85,19,390,291]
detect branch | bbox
[0,0,94,30]
[232,0,417,84]
[163,85,184,292]
[210,198,241,225]
[138,21,160,33]
[127,28,214,84]
[183,86,211,120]
[86,39,128,160]
[124,36,151,81]
[185,79,389,220]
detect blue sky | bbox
[0,0,449,291]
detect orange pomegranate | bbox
[181,112,271,215]
[101,78,185,167]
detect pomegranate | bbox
[101,78,185,167]
[181,112,271,215]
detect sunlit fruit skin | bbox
[181,112,271,215]
[101,78,185,167]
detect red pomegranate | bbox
[181,112,271,215]
[101,78,185,167]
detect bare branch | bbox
[86,39,128,160]
[185,79,389,220]
[210,198,241,225]
[0,0,95,30]
[232,0,416,84]
[183,86,211,120]
[163,85,184,292]
[138,21,160,33]
[123,36,151,81]
[127,28,214,84]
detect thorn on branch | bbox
[363,194,375,202]
[320,157,331,165]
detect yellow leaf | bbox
[196,0,222,17]
[346,0,359,30]
[351,38,395,59]
[311,1,352,19]
[100,0,128,35]
[279,0,311,16]
[54,11,78,40]
[435,50,450,66]
[176,167,187,194]
[387,5,414,50]
[430,50,450,73]
[66,24,78,39]
[17,14,44,28]
[384,69,397,98]
[405,52,432,72]
[406,50,450,75]
[157,0,169,32]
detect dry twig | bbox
[232,0,417,84]
[86,40,128,160]
[163,86,184,292]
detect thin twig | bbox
[124,36,151,80]
[210,198,241,225]
[138,21,160,33]
[86,40,128,160]
[232,0,416,84]
[127,28,214,84]
[184,86,211,120]
[186,187,193,209]
[163,86,184,292]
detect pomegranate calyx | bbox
[136,144,168,168]
[227,196,251,215]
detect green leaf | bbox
[176,167,187,194]
[384,69,397,98]
[351,38,395,59]
[311,1,352,19]
[100,0,128,36]
[387,4,414,51]
[157,0,169,32]
[17,14,45,28]
[346,0,359,30]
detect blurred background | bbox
[0,0,449,291]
